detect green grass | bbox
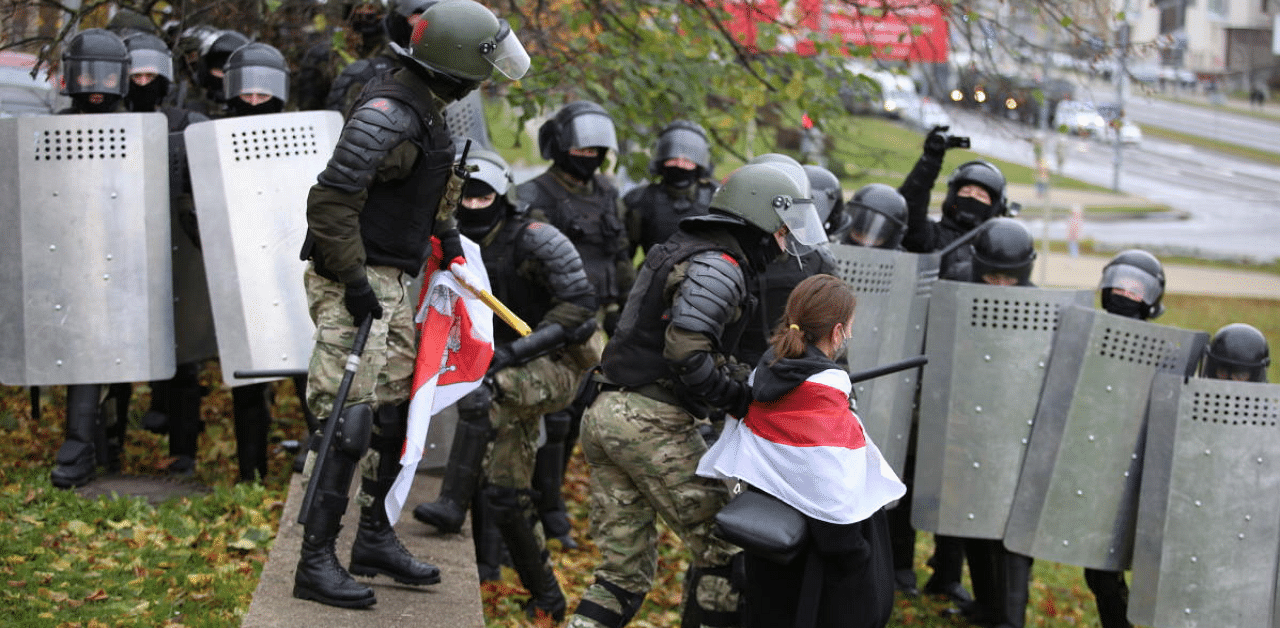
[1139,124,1280,168]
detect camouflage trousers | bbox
[485,352,582,490]
[303,263,416,421]
[567,390,741,628]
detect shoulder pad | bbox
[316,98,417,193]
[670,251,746,339]
[519,222,595,302]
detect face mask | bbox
[1103,290,1147,319]
[949,196,993,229]
[72,94,120,114]
[662,165,697,189]
[126,79,167,112]
[226,97,283,117]
[561,153,605,182]
[457,200,504,240]
[351,13,383,38]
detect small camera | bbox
[947,134,971,149]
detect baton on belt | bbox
[449,261,532,337]
[848,355,929,384]
[297,314,374,524]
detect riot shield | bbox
[185,110,343,387]
[443,90,492,150]
[911,280,1093,539]
[1005,306,1207,570]
[0,113,175,386]
[1129,374,1280,627]
[828,243,938,475]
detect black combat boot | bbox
[293,404,376,608]
[349,403,441,585]
[486,485,566,621]
[51,384,102,488]
[233,383,272,483]
[534,410,576,549]
[413,386,492,533]
[101,383,131,473]
[923,534,974,605]
[470,492,506,582]
[141,378,172,434]
[166,379,205,477]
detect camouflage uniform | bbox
[486,353,585,489]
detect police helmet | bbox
[969,217,1036,285]
[1099,249,1166,320]
[650,120,712,177]
[704,162,826,255]
[456,145,517,239]
[196,30,249,92]
[747,153,809,195]
[107,7,159,37]
[538,101,619,160]
[393,0,529,85]
[385,0,436,47]
[61,29,130,97]
[844,183,907,249]
[123,33,174,84]
[223,42,290,104]
[803,165,846,237]
[1202,323,1270,383]
[943,160,1008,230]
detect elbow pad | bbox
[674,351,750,418]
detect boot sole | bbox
[292,584,377,608]
[410,510,463,534]
[349,564,441,586]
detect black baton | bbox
[297,314,374,524]
[232,368,309,379]
[848,355,929,384]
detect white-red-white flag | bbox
[386,237,493,524]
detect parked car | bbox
[1054,100,1106,138]
[0,51,57,117]
[901,97,953,132]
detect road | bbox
[944,104,1280,263]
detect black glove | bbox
[923,125,950,158]
[438,228,464,267]
[488,343,515,375]
[343,278,383,322]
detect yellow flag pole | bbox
[449,262,532,337]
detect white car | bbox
[1054,100,1106,138]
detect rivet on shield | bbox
[1123,471,1129,477]
[1238,533,1246,540]
[1258,457,1265,464]
[974,406,982,413]
[55,360,63,366]
[110,192,117,199]
[967,513,975,519]
[1204,449,1212,456]
[1076,490,1084,496]
[983,355,991,361]
[1021,438,1027,444]
[1195,500,1202,507]
[1088,434,1096,441]
[54,304,61,310]
[49,245,56,251]
[102,274,110,280]
[1190,555,1197,562]
[1245,514,1252,521]
[972,462,980,468]
[106,254,113,261]
[1038,361,1045,368]
[1106,385,1113,392]
[1062,540,1069,546]
[115,359,121,364]
[1184,609,1192,615]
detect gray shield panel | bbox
[0,113,175,386]
[828,244,938,475]
[185,111,343,387]
[912,281,1093,539]
[444,90,492,150]
[1005,306,1207,570]
[1129,376,1280,627]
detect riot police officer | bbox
[414,147,596,620]
[969,218,1037,287]
[294,0,528,608]
[620,119,718,257]
[519,101,633,334]
[565,162,827,628]
[1086,248,1166,628]
[900,126,1010,281]
[189,30,250,115]
[50,28,134,489]
[1202,323,1270,382]
[841,183,908,249]
[295,0,392,111]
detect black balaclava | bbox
[661,165,698,189]
[1102,290,1147,320]
[457,180,505,240]
[226,96,284,117]
[125,77,169,112]
[559,152,605,182]
[72,94,121,114]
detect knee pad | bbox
[334,403,374,458]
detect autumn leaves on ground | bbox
[0,368,1104,627]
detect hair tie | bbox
[788,324,800,331]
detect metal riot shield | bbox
[0,113,175,386]
[1129,374,1280,627]
[828,243,938,475]
[443,90,492,150]
[184,110,343,387]
[912,281,1093,539]
[1005,306,1207,570]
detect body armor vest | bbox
[736,247,837,366]
[482,216,554,345]
[354,75,455,277]
[602,229,754,390]
[624,180,716,254]
[519,172,622,304]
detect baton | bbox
[449,261,533,337]
[297,314,374,524]
[232,368,309,379]
[848,355,929,384]
[936,220,994,260]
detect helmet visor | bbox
[484,25,529,80]
[1099,263,1160,307]
[128,49,174,81]
[777,197,826,252]
[65,59,128,96]
[468,155,511,195]
[224,65,288,101]
[655,128,710,171]
[847,209,902,249]
[564,111,618,152]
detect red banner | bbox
[719,0,949,63]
